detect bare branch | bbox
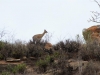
[88,0,100,23]
[88,11,100,23]
[94,0,100,8]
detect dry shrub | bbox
[0,41,13,60]
[27,40,47,58]
[54,40,81,52]
[0,40,28,59]
[82,61,100,75]
[50,54,73,75]
[64,40,81,53]
[53,41,64,51]
[10,40,27,59]
[53,40,81,59]
[80,42,100,61]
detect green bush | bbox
[16,63,26,73]
[36,59,48,67]
[36,55,53,67]
[7,63,26,74]
[36,55,54,73]
[12,63,26,74]
[82,29,92,43]
[52,52,60,59]
[36,59,48,72]
[45,55,54,63]
[0,41,5,50]
[1,71,10,75]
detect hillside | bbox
[0,37,100,75]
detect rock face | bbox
[86,25,100,33]
[6,58,21,62]
[68,59,88,71]
[82,25,100,44]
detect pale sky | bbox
[0,0,100,44]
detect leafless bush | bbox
[79,42,100,61]
[27,40,48,58]
[82,61,100,75]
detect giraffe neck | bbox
[41,32,46,37]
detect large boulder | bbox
[82,25,100,43]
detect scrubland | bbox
[0,35,100,75]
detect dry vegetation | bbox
[0,34,100,75]
[0,26,100,75]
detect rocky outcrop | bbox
[83,25,100,44]
[68,59,88,71]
